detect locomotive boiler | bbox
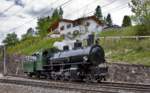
[50,45,105,66]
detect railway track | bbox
[0,76,150,93]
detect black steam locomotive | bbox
[23,35,108,82]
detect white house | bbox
[48,16,104,35]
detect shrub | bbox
[135,25,150,36]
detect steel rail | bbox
[0,78,115,93]
[0,77,150,93]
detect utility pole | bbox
[3,45,7,76]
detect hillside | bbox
[99,26,150,66]
[100,26,136,36]
[7,37,63,55]
[4,26,150,66]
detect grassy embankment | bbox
[99,26,150,66]
[3,26,150,66]
[7,37,63,55]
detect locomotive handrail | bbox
[44,61,89,66]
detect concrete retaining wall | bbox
[108,63,150,84]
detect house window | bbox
[73,23,78,27]
[67,24,71,29]
[73,23,76,27]
[86,22,90,26]
[60,26,64,30]
[96,25,99,28]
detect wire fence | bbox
[98,35,150,49]
[98,36,150,65]
[99,36,150,40]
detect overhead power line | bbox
[1,0,33,15]
[5,0,59,31]
[83,0,129,18]
[61,0,73,8]
[103,1,129,13]
[0,4,15,14]
[65,0,101,17]
[7,0,73,32]
[111,4,129,13]
[65,0,120,19]
[9,18,37,31]
[2,0,59,28]
[6,0,129,33]
[1,0,35,30]
[11,0,35,16]
[102,0,119,8]
[86,0,120,15]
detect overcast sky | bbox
[0,0,133,44]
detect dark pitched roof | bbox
[48,15,103,32]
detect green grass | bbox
[100,39,150,66]
[99,26,150,66]
[7,37,63,55]
[100,26,139,36]
[111,51,150,66]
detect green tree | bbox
[36,16,51,37]
[22,28,35,40]
[94,5,103,20]
[36,8,62,37]
[59,7,63,19]
[3,32,19,46]
[129,0,150,35]
[52,8,63,19]
[129,0,150,24]
[122,15,132,27]
[106,13,112,26]
[52,9,60,19]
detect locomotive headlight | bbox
[83,56,88,61]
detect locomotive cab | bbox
[23,54,37,77]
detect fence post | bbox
[104,36,106,47]
[136,36,139,41]
[3,46,7,76]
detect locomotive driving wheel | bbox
[51,73,58,80]
[84,74,93,83]
[97,77,102,83]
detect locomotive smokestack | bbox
[74,40,82,49]
[87,34,95,46]
[95,38,100,45]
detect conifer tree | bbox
[106,13,112,26]
[122,15,132,27]
[94,5,103,20]
[59,7,63,18]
